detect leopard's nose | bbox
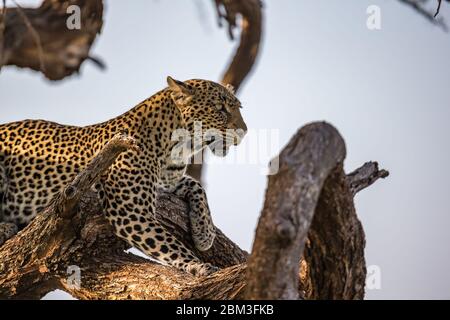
[237,126,247,139]
[234,119,247,136]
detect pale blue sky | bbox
[1,0,450,299]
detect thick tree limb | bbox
[0,0,103,80]
[214,0,263,92]
[245,122,346,300]
[303,166,366,299]
[0,122,387,300]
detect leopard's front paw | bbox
[186,262,219,277]
[191,221,216,252]
[190,202,216,252]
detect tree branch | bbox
[303,165,366,299]
[346,162,389,196]
[214,0,263,92]
[397,0,448,30]
[245,122,346,299]
[0,0,104,80]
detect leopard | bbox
[0,76,247,276]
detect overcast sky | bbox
[1,0,450,299]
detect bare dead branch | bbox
[346,162,389,196]
[432,0,450,17]
[11,0,46,72]
[0,0,7,66]
[214,0,263,92]
[398,0,448,30]
[0,0,103,80]
[435,0,443,17]
[303,165,367,299]
[244,122,346,299]
[244,124,390,300]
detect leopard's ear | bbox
[167,76,193,108]
[167,76,193,95]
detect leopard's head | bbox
[167,76,247,157]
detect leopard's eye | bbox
[215,103,224,111]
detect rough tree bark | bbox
[0,121,388,300]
